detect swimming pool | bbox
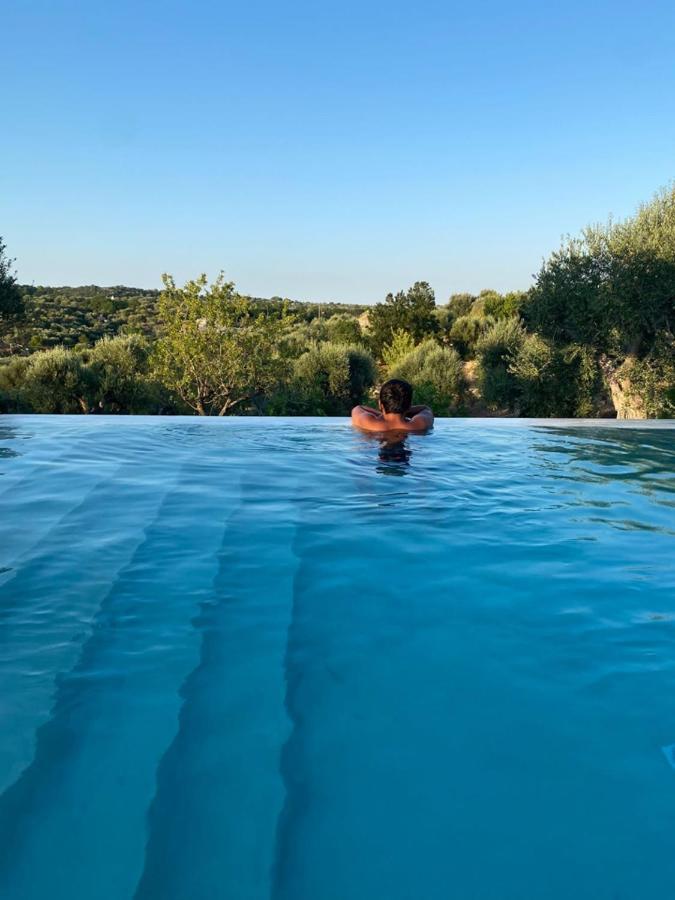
[0,415,674,900]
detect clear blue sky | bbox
[3,0,675,303]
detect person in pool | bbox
[351,378,434,433]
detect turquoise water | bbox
[0,416,674,900]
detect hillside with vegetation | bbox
[1,187,673,418]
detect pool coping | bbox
[2,414,675,430]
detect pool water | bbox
[0,416,674,900]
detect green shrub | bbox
[476,318,526,409]
[483,291,527,320]
[509,334,586,416]
[382,329,416,368]
[85,334,164,413]
[0,356,31,412]
[368,281,438,355]
[445,293,475,319]
[22,346,93,413]
[621,335,675,418]
[325,314,363,346]
[449,315,488,359]
[389,339,463,415]
[284,342,377,415]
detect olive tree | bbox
[86,334,162,413]
[524,186,675,354]
[21,346,93,413]
[152,274,290,415]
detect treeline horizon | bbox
[1,185,674,419]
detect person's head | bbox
[379,378,413,414]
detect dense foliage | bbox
[0,284,160,355]
[368,281,438,355]
[389,340,463,415]
[2,186,674,417]
[270,343,377,415]
[0,335,165,414]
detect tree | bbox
[368,281,438,356]
[0,238,24,320]
[519,186,675,416]
[152,274,290,415]
[524,187,675,354]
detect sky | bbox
[2,0,675,304]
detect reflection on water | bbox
[353,431,415,476]
[0,427,19,460]
[376,434,413,476]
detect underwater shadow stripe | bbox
[131,487,247,900]
[133,470,295,900]
[0,461,192,890]
[0,453,146,618]
[270,489,322,900]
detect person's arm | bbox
[406,405,434,430]
[351,405,383,430]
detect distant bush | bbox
[446,293,475,319]
[483,290,527,320]
[325,313,363,346]
[390,339,463,415]
[449,315,488,359]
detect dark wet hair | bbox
[379,378,413,414]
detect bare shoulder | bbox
[351,405,384,431]
[406,409,434,431]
